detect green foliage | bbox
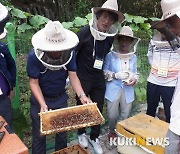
[123,13,152,38]
[7,6,49,35]
[1,0,11,5]
[135,75,147,103]
[120,0,162,18]
[135,87,146,102]
[17,23,32,33]
[85,13,92,21]
[149,17,160,21]
[62,13,92,33]
[74,17,88,27]
[12,108,28,137]
[11,8,27,19]
[73,0,92,19]
[29,15,49,29]
[134,43,150,103]
[61,22,74,29]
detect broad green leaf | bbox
[133,16,148,24]
[24,12,32,17]
[85,13,92,21]
[129,23,139,31]
[146,30,153,38]
[149,17,160,21]
[140,23,151,31]
[71,27,80,33]
[73,17,88,27]
[30,15,49,28]
[11,8,27,19]
[17,23,32,33]
[62,22,74,29]
[124,13,133,23]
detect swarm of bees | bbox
[49,109,102,130]
[40,104,105,135]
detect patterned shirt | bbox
[147,39,180,87]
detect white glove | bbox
[122,72,139,83]
[104,70,114,81]
[114,72,129,80]
[133,73,139,81]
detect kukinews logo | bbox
[109,137,169,147]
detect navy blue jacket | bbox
[0,42,16,93]
[27,49,76,96]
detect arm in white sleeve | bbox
[147,40,154,66]
[132,54,139,83]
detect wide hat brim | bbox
[115,33,139,42]
[0,28,7,39]
[32,28,79,51]
[93,7,125,23]
[113,32,140,55]
[151,10,180,29]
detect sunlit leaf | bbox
[11,8,27,19]
[24,12,32,17]
[62,22,74,29]
[17,23,32,33]
[85,13,92,21]
[71,27,79,33]
[73,17,88,27]
[124,13,133,23]
[140,23,151,30]
[129,23,139,31]
[29,15,49,28]
[149,17,160,21]
[133,16,148,24]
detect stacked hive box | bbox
[0,116,28,154]
[116,113,169,154]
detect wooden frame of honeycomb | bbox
[39,103,105,135]
[51,144,88,154]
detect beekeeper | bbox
[75,0,125,153]
[103,26,140,139]
[27,20,91,153]
[150,0,180,153]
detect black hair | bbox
[96,10,118,23]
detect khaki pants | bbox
[107,89,132,133]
